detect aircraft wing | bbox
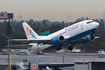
[8,39,51,44]
[6,44,32,48]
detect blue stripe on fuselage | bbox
[43,28,96,51]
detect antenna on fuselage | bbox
[102,11,105,29]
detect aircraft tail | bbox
[22,22,39,39]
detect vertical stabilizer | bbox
[22,22,39,39]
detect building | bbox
[75,58,105,70]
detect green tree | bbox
[43,20,46,26]
[6,21,12,36]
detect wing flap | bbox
[6,44,32,48]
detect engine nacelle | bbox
[82,35,95,44]
[52,36,64,45]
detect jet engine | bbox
[52,36,64,45]
[82,35,95,44]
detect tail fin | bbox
[22,22,39,39]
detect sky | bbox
[0,0,105,22]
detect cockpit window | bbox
[87,21,94,24]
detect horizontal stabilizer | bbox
[6,44,32,47]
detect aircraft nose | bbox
[95,22,99,29]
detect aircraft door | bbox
[87,23,89,29]
[80,23,84,30]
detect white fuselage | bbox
[47,20,99,39]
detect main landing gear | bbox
[67,46,73,51]
[56,43,74,51]
[56,46,62,51]
[67,43,73,51]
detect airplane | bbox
[8,20,99,53]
